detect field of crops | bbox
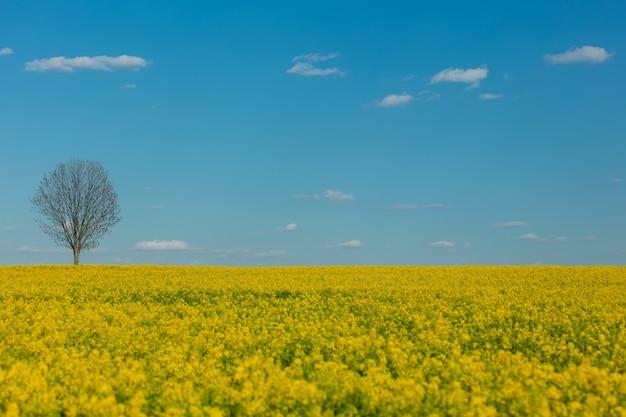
[0,266,625,416]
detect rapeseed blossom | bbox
[0,266,625,415]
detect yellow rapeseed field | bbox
[0,266,625,416]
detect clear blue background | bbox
[1,0,625,265]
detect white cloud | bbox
[326,239,364,249]
[147,205,163,209]
[287,52,345,76]
[544,46,613,65]
[480,93,503,100]
[418,90,441,101]
[582,235,599,241]
[294,189,354,202]
[252,250,288,258]
[493,221,528,227]
[134,240,190,250]
[610,178,622,183]
[429,240,455,248]
[377,93,413,107]
[323,189,354,201]
[0,47,14,56]
[430,66,488,89]
[286,62,344,77]
[292,52,340,62]
[2,225,20,231]
[25,54,149,73]
[518,233,544,241]
[122,83,137,89]
[209,248,249,258]
[555,236,568,242]
[279,223,297,232]
[518,233,539,240]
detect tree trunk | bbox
[73,248,80,265]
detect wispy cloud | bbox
[286,63,343,76]
[419,203,451,209]
[292,190,354,201]
[582,235,599,241]
[377,93,413,107]
[544,45,613,65]
[134,240,191,250]
[292,52,340,62]
[0,47,14,56]
[430,66,488,89]
[517,233,569,242]
[493,221,528,227]
[480,93,503,100]
[286,52,345,76]
[610,178,622,183]
[429,240,455,248]
[323,189,354,202]
[326,239,364,249]
[26,54,149,73]
[122,83,137,89]
[2,225,20,231]
[418,90,441,101]
[279,223,297,232]
[252,250,288,258]
[518,233,548,242]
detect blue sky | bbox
[1,0,625,265]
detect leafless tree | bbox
[31,159,121,265]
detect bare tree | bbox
[31,159,121,265]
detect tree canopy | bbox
[31,159,121,264]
